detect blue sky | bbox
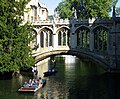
[40,0,62,15]
[116,1,120,7]
[41,0,120,15]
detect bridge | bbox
[29,15,120,73]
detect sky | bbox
[116,1,120,7]
[40,0,120,15]
[40,0,62,15]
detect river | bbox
[0,55,120,99]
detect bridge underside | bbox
[35,49,113,72]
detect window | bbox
[42,10,45,15]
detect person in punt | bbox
[23,82,29,88]
[31,79,36,85]
[32,83,38,88]
[28,79,32,86]
[39,77,44,84]
[36,79,43,87]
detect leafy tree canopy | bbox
[0,0,35,73]
[56,0,118,19]
[116,7,120,17]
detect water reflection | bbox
[0,56,120,99]
[36,58,50,77]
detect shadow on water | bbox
[0,72,13,80]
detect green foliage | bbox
[0,0,35,73]
[112,0,118,6]
[56,0,118,19]
[116,7,120,17]
[56,1,72,19]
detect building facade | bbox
[23,0,48,23]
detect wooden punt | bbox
[18,87,40,93]
[18,79,46,93]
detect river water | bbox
[0,56,120,99]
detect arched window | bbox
[40,28,53,48]
[76,26,90,49]
[58,27,70,46]
[93,26,108,51]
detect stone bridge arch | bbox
[35,49,110,71]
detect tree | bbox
[116,7,120,17]
[56,0,118,19]
[55,1,72,19]
[0,0,35,73]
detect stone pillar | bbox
[107,18,120,71]
[37,33,40,48]
[85,32,87,48]
[97,32,100,50]
[53,34,58,49]
[43,32,46,48]
[66,31,68,46]
[90,32,94,51]
[102,32,104,51]
[80,32,82,48]
[70,17,77,49]
[47,32,50,47]
[53,19,58,50]
[61,31,63,46]
[70,33,77,49]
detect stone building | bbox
[23,0,48,22]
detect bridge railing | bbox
[22,18,97,26]
[32,20,53,25]
[55,18,70,25]
[30,18,70,26]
